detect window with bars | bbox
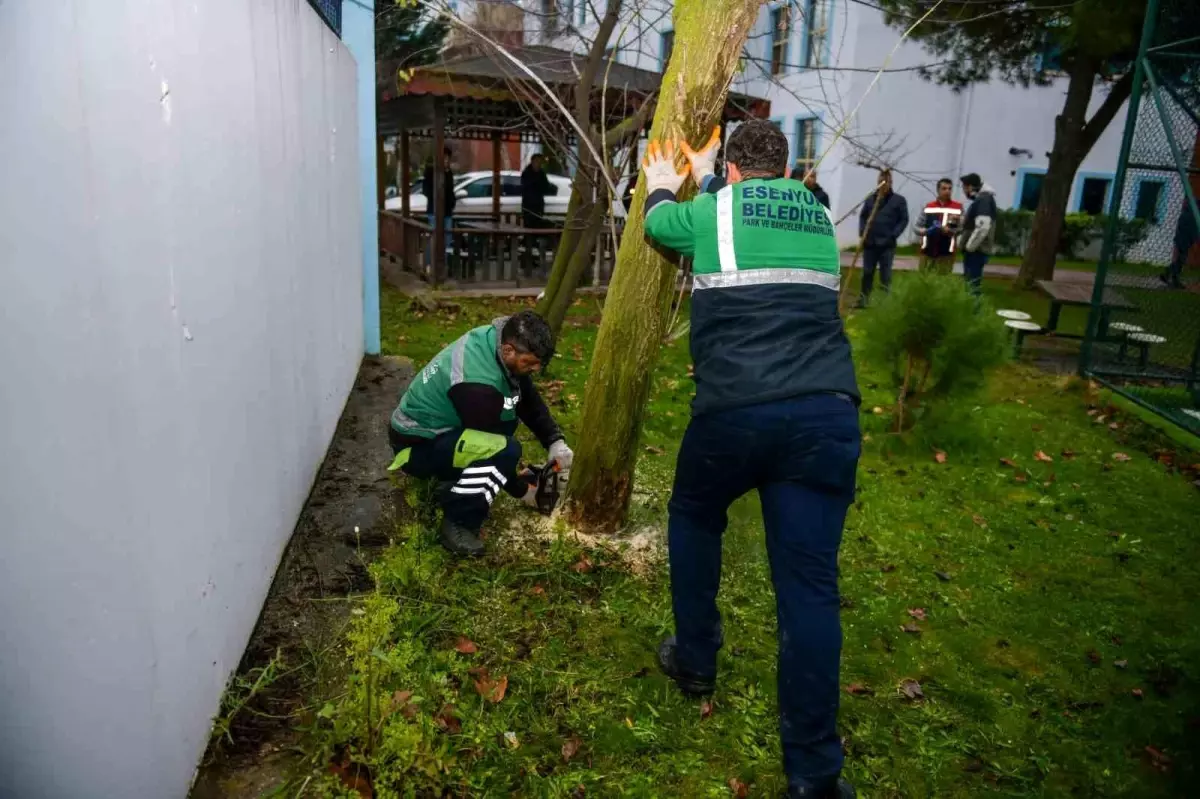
[770,6,791,76]
[802,0,828,68]
[305,0,340,36]
[661,30,675,72]
[795,117,819,172]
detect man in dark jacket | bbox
[959,173,997,296]
[520,153,553,227]
[1162,199,1198,289]
[642,121,860,799]
[802,168,831,209]
[422,147,456,266]
[857,169,909,305]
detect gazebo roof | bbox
[378,45,770,141]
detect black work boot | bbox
[785,779,856,799]
[438,517,485,557]
[657,636,716,696]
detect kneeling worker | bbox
[387,310,573,556]
[641,121,861,798]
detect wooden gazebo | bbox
[377,45,769,286]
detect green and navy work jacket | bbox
[644,174,860,414]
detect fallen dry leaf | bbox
[728,778,750,798]
[1132,688,1144,699]
[972,514,988,527]
[872,406,885,415]
[1109,422,1121,430]
[935,570,953,582]
[1000,458,1018,468]
[901,622,921,634]
[700,699,715,719]
[1144,745,1172,772]
[434,704,461,734]
[1061,449,1076,460]
[329,753,374,798]
[570,556,594,574]
[455,637,478,655]
[686,364,695,378]
[645,445,665,456]
[474,672,508,703]
[1087,650,1101,665]
[504,731,520,749]
[900,679,924,700]
[530,584,546,596]
[1014,473,1028,483]
[845,683,874,696]
[1113,452,1132,462]
[1035,450,1054,463]
[562,736,582,762]
[881,563,897,573]
[933,450,948,464]
[1114,659,1129,669]
[908,608,928,621]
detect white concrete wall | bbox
[0,2,363,797]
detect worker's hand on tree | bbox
[680,127,720,188]
[641,140,690,196]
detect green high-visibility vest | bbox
[391,319,519,439]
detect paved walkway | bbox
[385,254,1129,298]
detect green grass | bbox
[306,285,1200,798]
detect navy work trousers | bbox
[667,393,860,790]
[962,250,989,296]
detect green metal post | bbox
[1078,0,1160,376]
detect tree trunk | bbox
[545,203,607,333]
[564,0,764,533]
[1016,60,1134,289]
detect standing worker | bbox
[386,311,573,556]
[857,169,909,306]
[1161,199,1198,289]
[959,173,997,295]
[640,119,860,799]
[521,153,554,273]
[802,169,831,209]
[913,178,963,274]
[422,146,457,267]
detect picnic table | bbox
[1035,280,1137,338]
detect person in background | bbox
[1161,200,1198,289]
[913,178,962,274]
[422,146,456,267]
[520,153,555,273]
[959,173,997,295]
[802,168,831,209]
[857,169,909,306]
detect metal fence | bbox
[1080,0,1200,435]
[306,0,342,37]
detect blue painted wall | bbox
[343,0,381,355]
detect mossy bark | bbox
[564,0,764,532]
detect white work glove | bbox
[641,140,690,197]
[548,440,574,473]
[680,126,720,189]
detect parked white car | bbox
[385,170,627,219]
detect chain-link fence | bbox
[1081,0,1200,435]
[307,0,342,37]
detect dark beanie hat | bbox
[960,173,982,189]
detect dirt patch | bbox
[190,356,413,798]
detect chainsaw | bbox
[521,462,562,516]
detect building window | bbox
[770,6,791,76]
[577,0,586,26]
[795,117,819,173]
[1016,171,1046,211]
[802,0,828,68]
[1078,175,1112,215]
[661,30,675,72]
[1134,180,1166,223]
